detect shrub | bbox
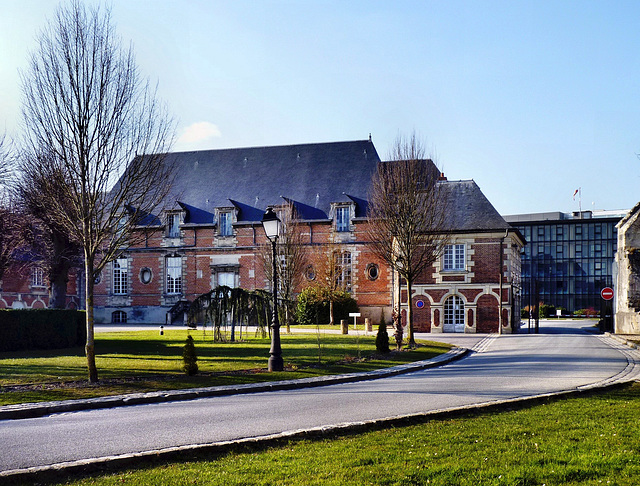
[296,287,358,325]
[182,335,198,375]
[538,303,556,318]
[574,307,599,318]
[0,309,86,352]
[375,322,390,354]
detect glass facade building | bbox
[504,210,627,313]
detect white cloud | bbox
[177,121,222,147]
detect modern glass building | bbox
[504,210,628,313]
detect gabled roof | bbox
[163,140,380,224]
[441,180,518,234]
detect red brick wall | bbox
[412,295,431,332]
[471,238,501,283]
[476,294,498,332]
[0,264,80,309]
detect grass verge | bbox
[0,329,450,405]
[34,382,640,486]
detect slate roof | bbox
[135,140,516,237]
[162,140,380,224]
[440,179,519,234]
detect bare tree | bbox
[16,154,82,308]
[0,134,24,282]
[20,1,174,382]
[313,242,351,325]
[260,202,307,332]
[366,134,449,348]
[0,133,11,190]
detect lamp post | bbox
[261,207,283,371]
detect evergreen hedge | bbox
[0,309,86,352]
[296,287,359,325]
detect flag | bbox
[573,189,579,200]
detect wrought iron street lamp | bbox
[261,207,283,371]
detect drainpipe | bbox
[499,229,509,335]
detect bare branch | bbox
[259,202,308,329]
[366,133,450,346]
[19,1,175,381]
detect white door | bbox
[443,295,465,333]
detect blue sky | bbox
[1,0,639,215]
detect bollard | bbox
[160,325,164,336]
[340,319,348,334]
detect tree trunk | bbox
[84,255,98,383]
[285,305,291,334]
[406,277,416,347]
[393,277,403,349]
[48,230,72,309]
[48,259,71,309]
[329,299,334,325]
[49,273,68,309]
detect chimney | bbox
[439,172,447,181]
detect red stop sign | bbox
[601,287,614,300]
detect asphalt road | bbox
[1,320,639,475]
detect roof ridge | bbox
[166,139,373,156]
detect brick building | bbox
[87,139,522,333]
[403,179,525,333]
[0,262,81,310]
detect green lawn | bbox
[0,329,451,405]
[42,382,640,485]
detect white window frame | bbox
[112,258,128,295]
[336,251,352,292]
[167,212,181,238]
[444,295,465,329]
[166,256,182,295]
[218,211,233,237]
[112,310,127,324]
[443,244,465,271]
[335,206,350,232]
[217,271,235,288]
[30,267,45,288]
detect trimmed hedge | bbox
[296,287,359,325]
[0,309,86,352]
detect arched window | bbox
[112,310,127,324]
[444,295,465,333]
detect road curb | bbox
[605,332,640,350]
[0,347,469,422]
[0,379,633,485]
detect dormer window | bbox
[335,206,350,232]
[166,212,182,238]
[218,211,233,236]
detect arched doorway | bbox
[444,295,465,333]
